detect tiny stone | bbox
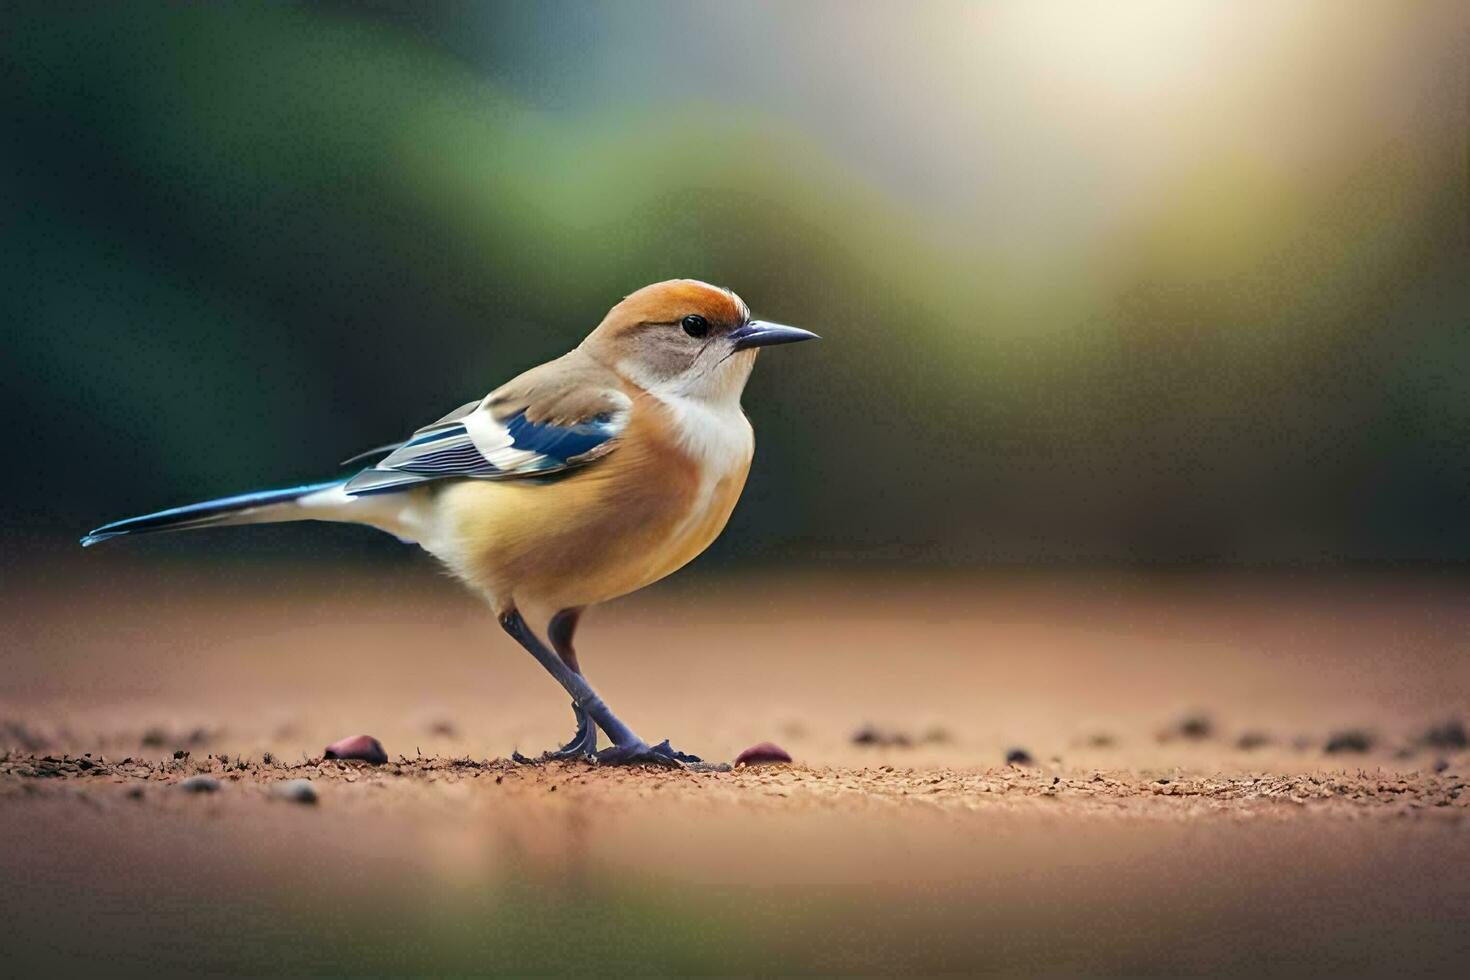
[734,742,793,767]
[271,779,318,805]
[850,725,912,748]
[1324,730,1374,754]
[323,735,388,765]
[1422,719,1467,750]
[1236,731,1272,751]
[1005,748,1034,766]
[178,775,221,793]
[1433,758,1450,773]
[1177,714,1213,740]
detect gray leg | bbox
[547,608,596,758]
[499,609,641,752]
[498,609,702,767]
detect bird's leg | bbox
[545,608,596,758]
[499,608,696,766]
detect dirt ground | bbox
[2,561,1467,974]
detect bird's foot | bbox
[551,703,598,758]
[512,703,598,764]
[595,738,703,768]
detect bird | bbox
[82,279,818,766]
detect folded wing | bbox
[343,350,630,496]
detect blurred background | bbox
[4,7,1469,972]
[3,0,1467,567]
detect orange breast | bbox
[435,393,752,615]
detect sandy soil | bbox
[2,562,1467,974]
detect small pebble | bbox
[1324,730,1374,754]
[1005,747,1034,766]
[125,785,145,800]
[734,742,792,767]
[850,725,912,748]
[323,735,388,765]
[1433,758,1450,773]
[1235,731,1272,751]
[177,775,221,793]
[1422,720,1466,750]
[271,779,318,805]
[1176,714,1213,740]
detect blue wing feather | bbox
[342,408,623,496]
[504,412,616,460]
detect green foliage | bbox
[4,3,1466,562]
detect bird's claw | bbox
[512,703,598,764]
[551,703,598,758]
[595,738,702,768]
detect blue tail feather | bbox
[80,481,344,547]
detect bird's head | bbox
[581,279,817,404]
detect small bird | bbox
[83,280,818,765]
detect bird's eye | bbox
[681,314,709,338]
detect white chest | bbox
[654,391,754,538]
[660,393,753,475]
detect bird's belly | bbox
[433,445,750,615]
[594,473,745,597]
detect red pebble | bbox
[734,741,792,767]
[323,734,388,765]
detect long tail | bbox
[80,481,348,547]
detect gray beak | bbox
[728,320,821,351]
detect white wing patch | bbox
[342,395,629,496]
